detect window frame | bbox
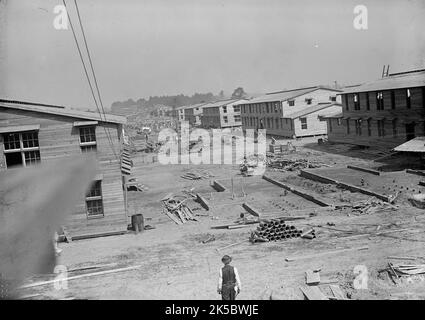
[2,130,41,168]
[300,117,308,130]
[79,126,97,152]
[85,180,104,219]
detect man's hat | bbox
[221,255,232,264]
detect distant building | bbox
[321,69,425,149]
[201,99,248,129]
[239,86,342,137]
[0,99,128,239]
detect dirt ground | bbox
[20,138,425,300]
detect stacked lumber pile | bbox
[120,145,133,175]
[249,218,303,243]
[266,157,325,172]
[336,198,397,214]
[181,170,214,180]
[386,263,425,277]
[161,195,198,225]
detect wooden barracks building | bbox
[239,86,342,138]
[0,99,128,239]
[322,69,425,149]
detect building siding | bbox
[0,107,127,237]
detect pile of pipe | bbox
[249,218,302,243]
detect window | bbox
[365,93,370,110]
[223,116,228,123]
[222,106,227,113]
[233,106,240,113]
[234,115,241,122]
[300,117,307,130]
[3,131,41,168]
[85,180,104,218]
[329,96,337,102]
[376,91,384,110]
[346,119,350,134]
[288,100,295,107]
[367,119,372,136]
[305,98,312,105]
[377,120,385,137]
[355,120,362,135]
[391,90,395,109]
[274,103,279,112]
[406,89,411,109]
[353,94,360,110]
[79,126,97,152]
[392,119,397,137]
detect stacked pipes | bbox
[249,218,303,243]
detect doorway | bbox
[405,122,415,141]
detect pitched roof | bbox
[342,69,425,94]
[0,99,126,124]
[239,86,341,104]
[282,103,342,119]
[393,136,425,153]
[202,98,248,109]
[318,111,343,119]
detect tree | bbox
[231,87,247,99]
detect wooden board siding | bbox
[0,107,127,237]
[240,88,341,137]
[201,106,221,128]
[293,106,341,137]
[329,86,425,148]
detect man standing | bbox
[217,255,242,300]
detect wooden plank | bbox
[285,246,369,262]
[406,169,425,177]
[262,175,331,207]
[347,165,380,175]
[305,270,321,285]
[329,285,346,300]
[196,193,210,210]
[300,170,391,202]
[242,202,262,217]
[20,265,144,289]
[71,230,127,241]
[165,211,182,225]
[299,286,328,300]
[212,180,226,192]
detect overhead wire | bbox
[62,0,119,159]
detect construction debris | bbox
[200,234,216,244]
[267,157,325,172]
[335,198,397,214]
[384,263,425,277]
[407,193,425,209]
[161,194,198,224]
[181,170,214,180]
[305,270,321,285]
[249,218,303,243]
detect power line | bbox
[73,0,117,157]
[62,0,118,159]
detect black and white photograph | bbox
[1,0,425,307]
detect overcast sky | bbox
[0,0,424,110]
